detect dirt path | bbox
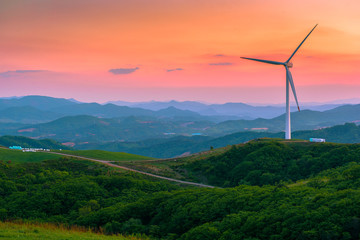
[49,152,217,188]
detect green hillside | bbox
[0,135,70,150]
[120,138,360,188]
[180,139,360,187]
[0,148,59,163]
[0,222,147,240]
[2,147,360,239]
[57,149,155,161]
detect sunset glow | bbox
[1,0,360,103]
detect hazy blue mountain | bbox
[0,122,29,136]
[4,104,360,146]
[50,103,233,121]
[50,103,155,118]
[156,106,200,116]
[67,98,83,104]
[108,99,344,119]
[9,115,216,142]
[0,96,231,122]
[0,95,77,110]
[325,97,360,104]
[75,123,360,158]
[206,104,360,136]
[0,95,347,124]
[0,106,63,124]
[108,100,209,112]
[0,96,22,100]
[208,103,344,117]
[300,103,343,111]
[11,115,126,142]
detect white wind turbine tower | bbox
[241,24,317,139]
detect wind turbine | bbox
[241,24,317,139]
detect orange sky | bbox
[1,0,360,103]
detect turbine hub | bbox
[286,62,293,68]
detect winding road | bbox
[48,152,217,188]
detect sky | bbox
[1,0,360,104]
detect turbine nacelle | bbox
[286,62,293,68]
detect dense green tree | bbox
[2,140,360,239]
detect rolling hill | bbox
[75,123,360,158]
[2,140,360,239]
[3,103,360,145]
[119,138,360,188]
[0,106,62,124]
[56,149,155,161]
[8,115,215,142]
[0,148,60,163]
[50,102,155,118]
[0,96,238,124]
[206,104,360,135]
[1,96,360,151]
[0,135,70,150]
[0,95,77,110]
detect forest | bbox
[1,140,360,239]
[178,139,360,187]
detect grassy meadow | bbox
[0,221,148,240]
[54,149,155,161]
[0,148,59,164]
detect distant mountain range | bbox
[75,123,360,158]
[0,95,77,110]
[0,106,63,124]
[1,95,360,151]
[107,99,348,119]
[4,122,360,158]
[0,95,238,124]
[1,95,360,144]
[206,104,360,135]
[1,95,355,125]
[2,115,216,142]
[4,103,360,143]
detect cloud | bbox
[0,70,47,77]
[209,62,233,66]
[166,68,184,72]
[214,54,225,57]
[109,67,139,75]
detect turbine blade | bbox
[286,67,300,111]
[241,57,284,65]
[286,24,318,63]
